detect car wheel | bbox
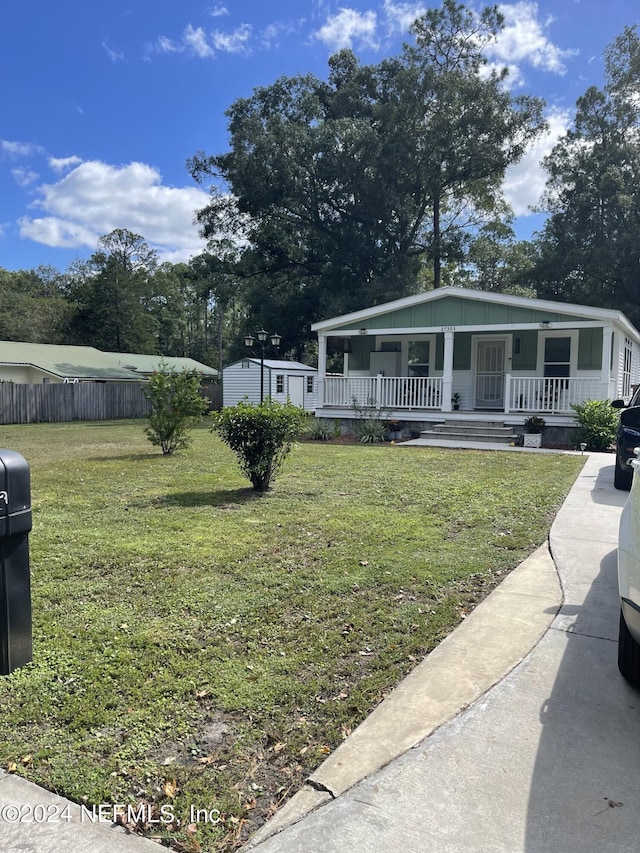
[618,608,640,687]
[614,459,633,491]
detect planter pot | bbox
[523,433,542,448]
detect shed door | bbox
[288,375,304,407]
[475,340,505,409]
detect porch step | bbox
[419,420,517,445]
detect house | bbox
[223,358,318,411]
[0,341,218,384]
[311,287,640,442]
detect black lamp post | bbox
[244,329,281,402]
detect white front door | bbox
[288,375,304,407]
[475,339,506,409]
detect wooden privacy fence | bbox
[0,382,152,425]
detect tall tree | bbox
[0,265,71,343]
[189,1,545,352]
[528,26,640,326]
[66,229,159,352]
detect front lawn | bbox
[0,421,584,850]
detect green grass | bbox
[0,420,585,850]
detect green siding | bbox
[330,295,588,331]
[578,327,603,369]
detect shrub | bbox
[523,415,546,434]
[351,397,388,444]
[212,398,308,492]
[307,417,334,441]
[571,399,618,451]
[356,418,387,443]
[143,365,209,455]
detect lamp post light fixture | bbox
[244,329,281,402]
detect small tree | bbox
[571,399,619,451]
[143,365,209,454]
[212,399,308,492]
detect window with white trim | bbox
[408,340,430,377]
[276,375,284,393]
[543,336,571,378]
[306,376,314,393]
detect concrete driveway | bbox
[248,454,640,853]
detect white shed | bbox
[222,358,318,411]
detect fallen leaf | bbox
[163,779,178,798]
[7,762,17,773]
[273,742,287,754]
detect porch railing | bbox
[506,376,603,414]
[321,374,606,415]
[323,376,443,410]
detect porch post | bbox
[601,325,613,399]
[442,331,454,412]
[317,334,327,409]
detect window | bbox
[408,340,430,377]
[276,374,284,393]
[306,376,314,393]
[543,336,571,377]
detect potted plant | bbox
[523,415,546,448]
[452,392,461,411]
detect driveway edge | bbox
[246,541,562,848]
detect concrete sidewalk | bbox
[247,453,639,853]
[2,453,633,853]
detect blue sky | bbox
[1,0,638,272]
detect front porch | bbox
[317,374,605,419]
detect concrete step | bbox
[420,429,516,444]
[430,423,513,437]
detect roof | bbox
[311,286,640,340]
[108,353,218,377]
[225,359,317,372]
[0,342,218,381]
[0,342,140,380]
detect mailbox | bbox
[0,449,32,675]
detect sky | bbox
[1,0,639,273]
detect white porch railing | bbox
[324,375,443,410]
[506,376,603,414]
[321,374,606,415]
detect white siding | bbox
[222,361,318,411]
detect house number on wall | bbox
[440,326,456,332]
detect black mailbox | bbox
[0,449,32,675]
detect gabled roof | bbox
[311,286,640,340]
[0,342,218,380]
[108,352,218,377]
[0,342,140,380]
[225,359,316,372]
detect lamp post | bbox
[244,329,281,402]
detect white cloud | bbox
[1,140,45,158]
[208,4,229,16]
[156,35,182,54]
[312,8,380,52]
[102,40,125,63]
[503,108,571,216]
[211,24,252,54]
[49,155,83,173]
[382,0,425,34]
[261,19,305,49]
[492,2,577,76]
[19,160,210,263]
[184,24,214,58]
[11,167,39,187]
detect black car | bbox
[613,387,640,490]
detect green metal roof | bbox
[108,353,218,377]
[0,342,218,380]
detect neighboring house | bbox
[0,341,217,384]
[223,358,318,411]
[311,287,640,436]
